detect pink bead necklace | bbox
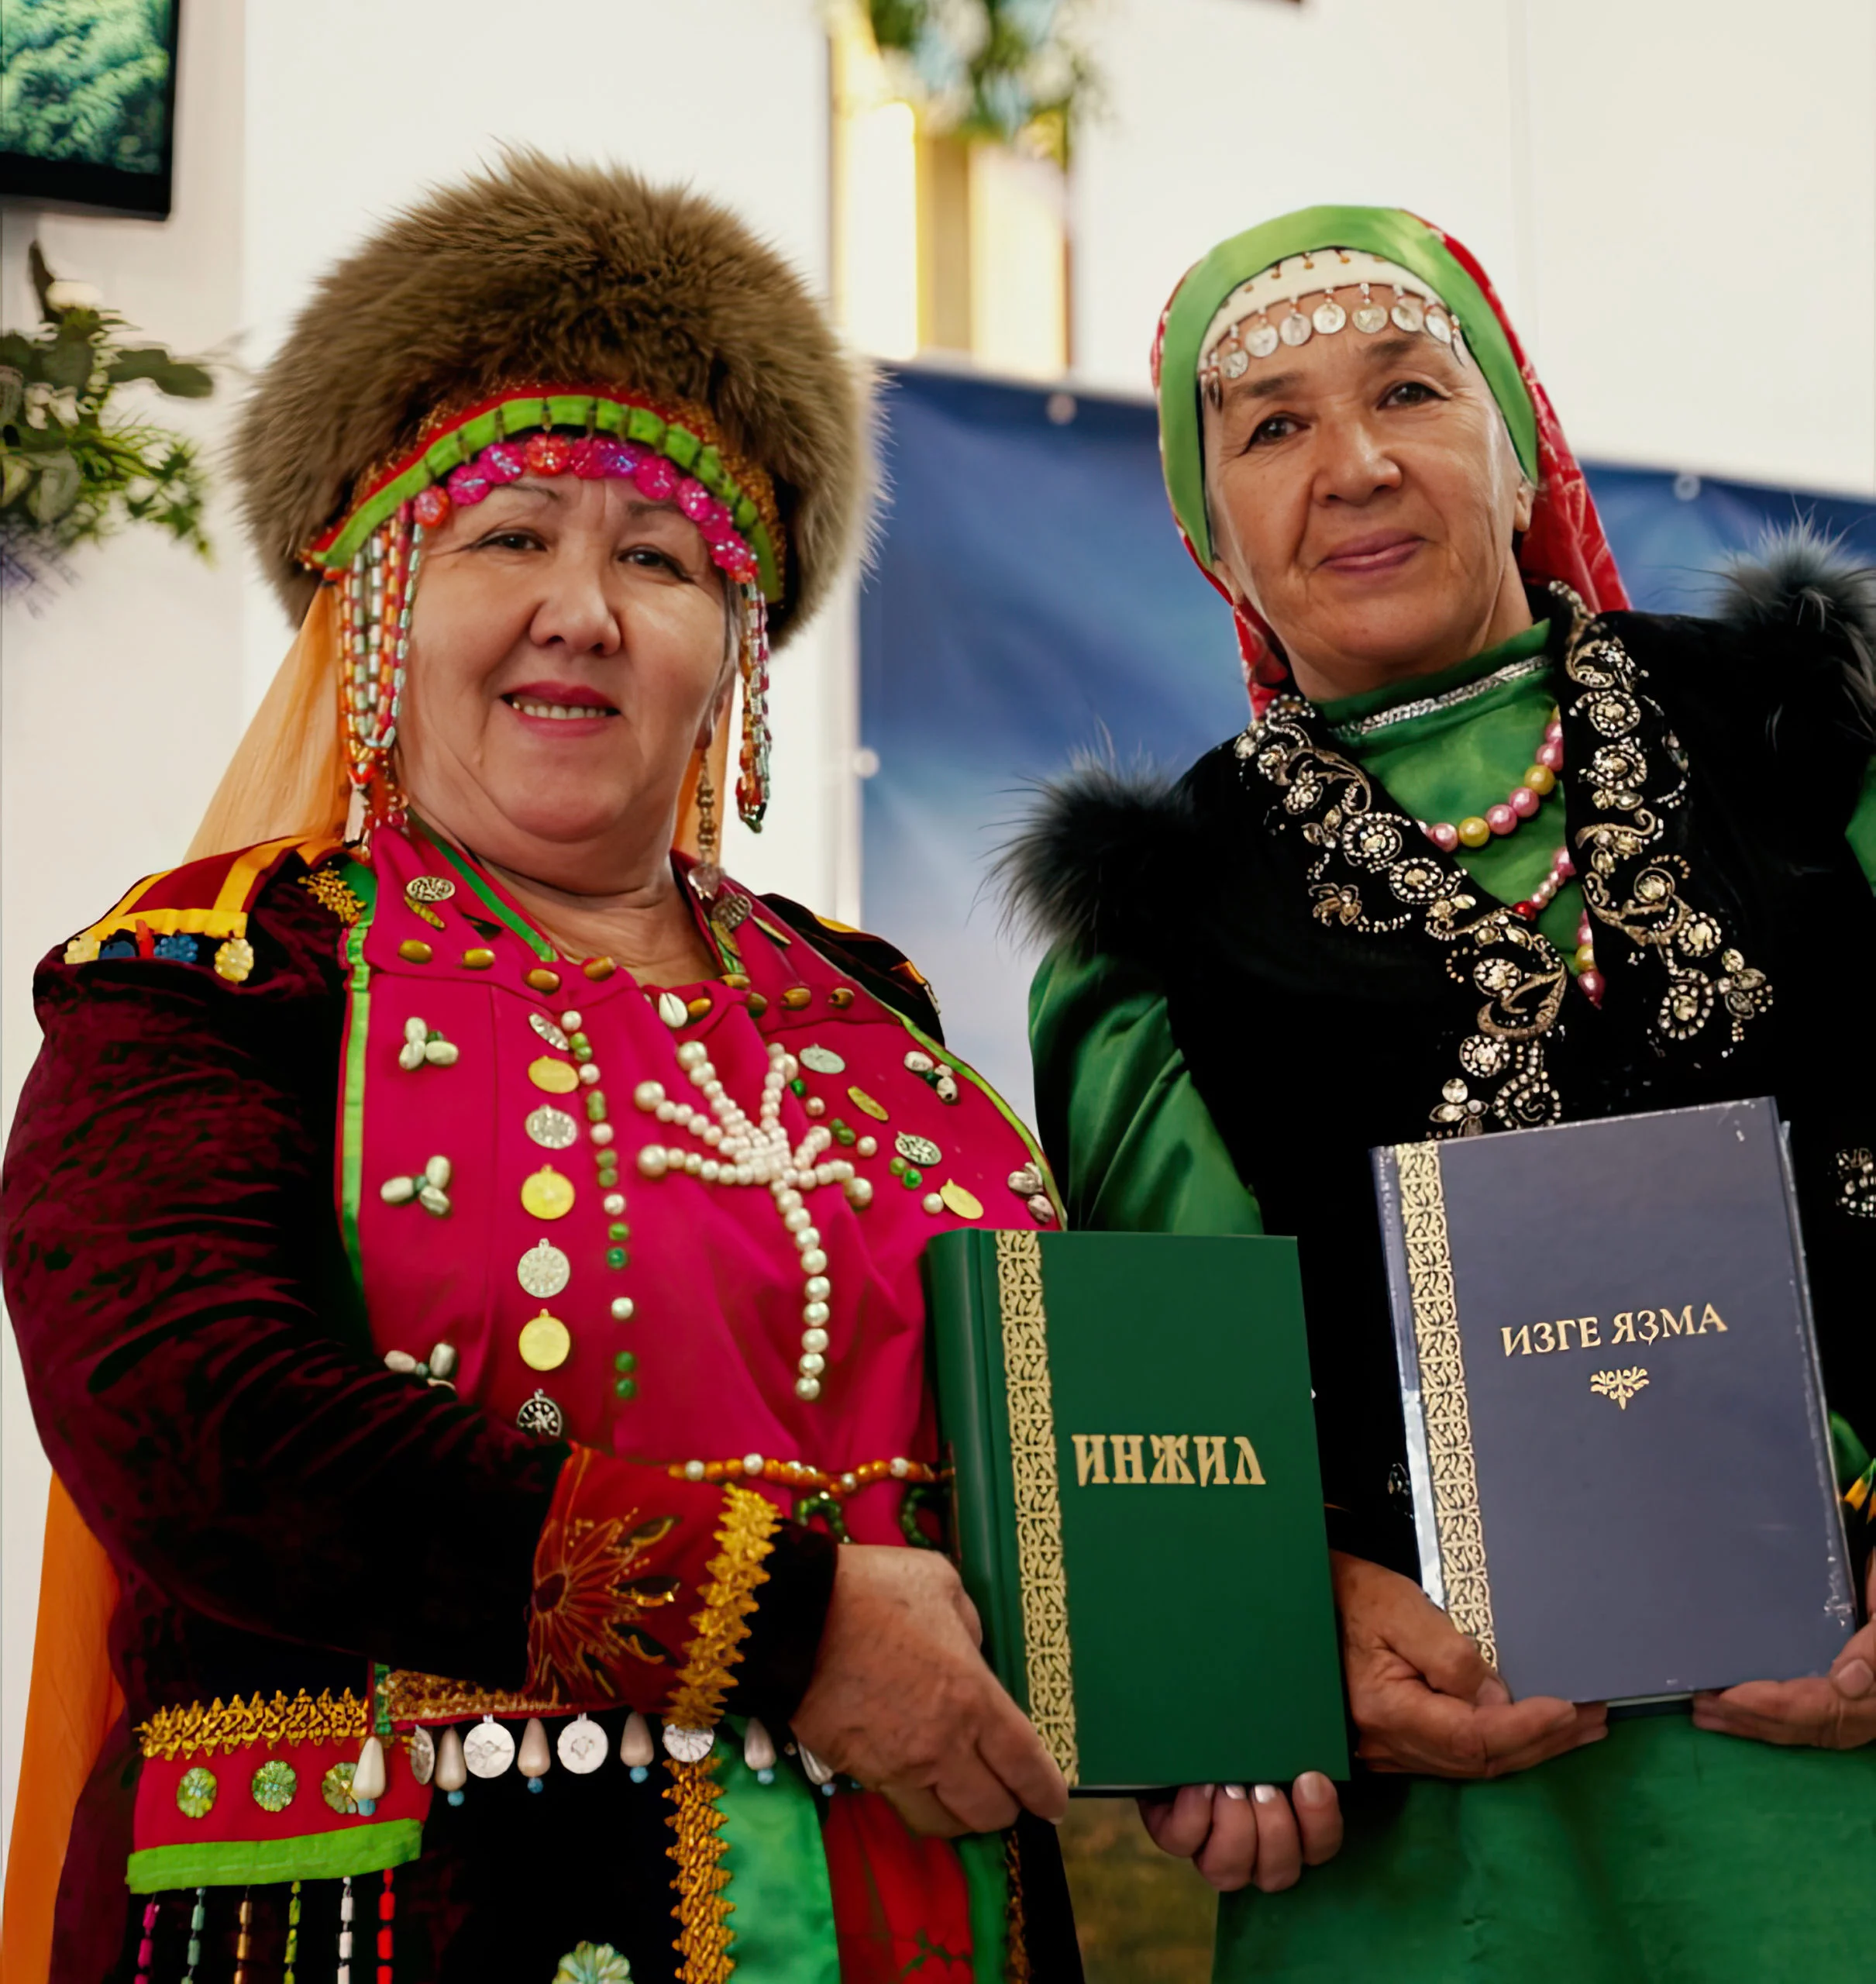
[1416,708,1604,1005]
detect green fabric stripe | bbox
[336,860,377,1289]
[426,839,559,962]
[714,1720,839,1984]
[126,1819,422,1893]
[1159,205,1539,569]
[1831,1411,1872,1490]
[957,1831,1010,1984]
[308,392,783,604]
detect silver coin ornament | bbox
[1427,307,1453,345]
[1312,298,1347,335]
[1352,302,1389,333]
[463,1720,516,1779]
[662,1723,716,1764]
[518,1239,572,1299]
[407,876,456,904]
[1279,310,1313,348]
[408,1725,435,1786]
[895,1132,942,1167]
[800,1045,847,1075]
[526,1106,580,1151]
[1219,346,1249,381]
[1392,296,1427,333]
[557,1715,608,1775]
[517,1388,564,1438]
[530,1011,570,1052]
[1247,322,1280,359]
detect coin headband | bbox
[1196,250,1468,388]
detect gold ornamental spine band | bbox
[993,1228,1079,1786]
[1393,1142,1498,1666]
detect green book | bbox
[925,1229,1348,1792]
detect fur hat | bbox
[234,150,869,642]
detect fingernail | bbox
[1253,1782,1280,1804]
[1834,1657,1874,1700]
[1222,1783,1248,1801]
[1196,1783,1215,1796]
[1295,1771,1333,1805]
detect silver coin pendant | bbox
[518,1239,571,1299]
[1392,297,1426,333]
[530,1011,570,1052]
[1279,311,1313,348]
[526,1105,580,1151]
[1247,322,1279,359]
[463,1720,516,1779]
[1312,298,1347,335]
[408,1725,436,1786]
[1352,303,1389,334]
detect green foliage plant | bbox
[866,0,1096,165]
[2,0,174,174]
[0,241,212,595]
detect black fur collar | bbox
[1000,528,1876,959]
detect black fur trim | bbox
[995,756,1198,956]
[1719,523,1876,651]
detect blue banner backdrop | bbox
[859,363,1876,1123]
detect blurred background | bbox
[7,2,1876,1969]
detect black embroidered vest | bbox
[1147,589,1876,1569]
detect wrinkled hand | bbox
[1334,1552,1606,1776]
[1139,1775,1343,1893]
[790,1544,1070,1837]
[1692,1555,1876,1749]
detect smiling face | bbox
[400,475,731,890]
[1202,290,1536,701]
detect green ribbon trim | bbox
[426,838,559,963]
[714,1718,838,1984]
[1158,204,1539,570]
[127,1819,422,1893]
[958,1831,1010,1984]
[1831,1410,1871,1490]
[307,391,782,603]
[336,858,377,1290]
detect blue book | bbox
[1373,1098,1856,1704]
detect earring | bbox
[735,580,772,833]
[693,753,721,901]
[338,503,420,842]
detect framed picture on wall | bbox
[0,0,182,220]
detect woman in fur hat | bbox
[1,155,1077,1982]
[1008,205,1876,1979]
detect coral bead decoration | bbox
[635,456,679,501]
[482,442,525,484]
[412,486,450,529]
[446,463,491,506]
[524,432,572,476]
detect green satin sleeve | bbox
[1027,942,1262,1237]
[1848,756,1876,890]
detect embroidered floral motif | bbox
[1241,702,1566,1135]
[137,1688,370,1762]
[1555,588,1771,1051]
[1836,1148,1876,1218]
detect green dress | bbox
[1030,630,1876,1983]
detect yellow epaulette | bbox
[61,834,344,983]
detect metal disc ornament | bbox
[662,1723,716,1763]
[518,1239,571,1299]
[407,876,456,904]
[528,1056,580,1094]
[800,1045,846,1075]
[463,1720,516,1779]
[518,1308,572,1373]
[1352,302,1389,334]
[516,1388,565,1438]
[1391,296,1427,332]
[1247,322,1279,359]
[520,1166,576,1221]
[530,1011,570,1052]
[1219,346,1248,381]
[1426,307,1453,345]
[1311,298,1348,335]
[526,1105,579,1150]
[408,1725,436,1786]
[557,1715,608,1775]
[895,1132,942,1168]
[1279,310,1313,347]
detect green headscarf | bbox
[1155,205,1540,573]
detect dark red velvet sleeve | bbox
[2,880,833,1712]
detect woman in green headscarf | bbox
[1006,205,1876,1979]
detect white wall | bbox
[1072,0,1876,498]
[0,0,842,1879]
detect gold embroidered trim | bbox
[665,1754,732,1983]
[136,1689,370,1762]
[380,1672,566,1724]
[664,1483,777,1732]
[1393,1142,1496,1665]
[300,867,365,925]
[994,1229,1079,1787]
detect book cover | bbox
[1374,1097,1857,1705]
[926,1229,1348,1792]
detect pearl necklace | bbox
[1419,709,1563,852]
[634,1037,873,1400]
